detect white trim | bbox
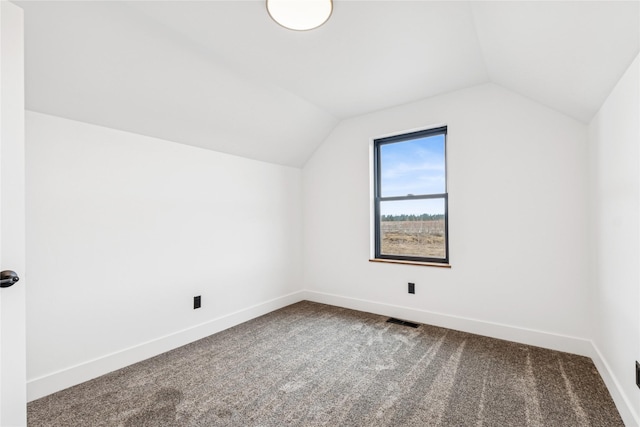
[589,342,640,427]
[303,290,592,355]
[27,291,306,401]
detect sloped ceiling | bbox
[17,1,639,167]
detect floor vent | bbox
[387,318,419,328]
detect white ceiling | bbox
[17,1,640,167]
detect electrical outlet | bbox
[408,282,415,294]
[194,295,201,309]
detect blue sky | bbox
[379,134,445,216]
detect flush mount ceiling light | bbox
[267,0,333,31]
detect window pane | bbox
[380,134,445,198]
[379,198,446,259]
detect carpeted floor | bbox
[28,301,623,426]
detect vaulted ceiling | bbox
[17,1,639,167]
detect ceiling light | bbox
[267,0,333,31]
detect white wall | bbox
[588,54,640,425]
[25,111,303,400]
[303,83,591,353]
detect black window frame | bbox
[373,126,449,264]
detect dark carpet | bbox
[28,301,623,426]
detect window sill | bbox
[369,258,451,268]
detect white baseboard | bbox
[303,290,593,356]
[303,290,639,426]
[27,291,306,402]
[589,343,640,427]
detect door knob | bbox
[0,270,19,288]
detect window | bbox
[373,126,448,264]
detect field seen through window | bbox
[380,216,445,259]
